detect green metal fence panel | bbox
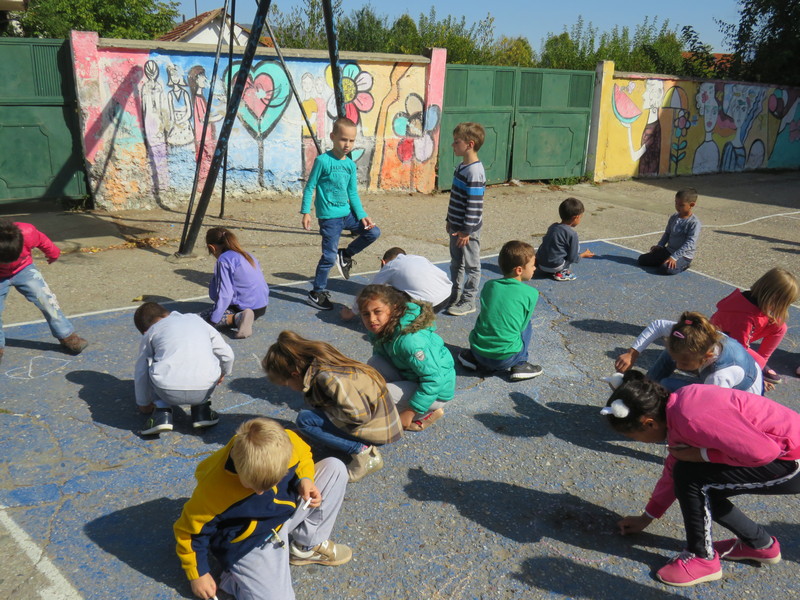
[439,65,594,188]
[437,65,515,189]
[512,69,595,180]
[0,38,87,203]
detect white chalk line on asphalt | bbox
[6,210,799,329]
[0,507,83,599]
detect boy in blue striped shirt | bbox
[445,122,486,316]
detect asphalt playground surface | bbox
[2,241,799,600]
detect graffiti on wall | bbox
[604,75,800,179]
[71,32,444,210]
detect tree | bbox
[269,0,343,50]
[490,36,535,67]
[721,0,800,85]
[8,0,178,39]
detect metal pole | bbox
[321,0,345,119]
[177,0,274,256]
[264,16,323,155]
[178,0,231,251]
[220,0,237,218]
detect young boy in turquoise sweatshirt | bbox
[301,117,380,310]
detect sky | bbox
[177,0,739,53]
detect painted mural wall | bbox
[70,32,445,210]
[592,61,800,181]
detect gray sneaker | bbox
[446,299,476,316]
[510,362,544,381]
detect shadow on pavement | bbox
[404,467,675,564]
[474,392,663,466]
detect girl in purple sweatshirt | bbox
[204,227,269,339]
[602,371,800,587]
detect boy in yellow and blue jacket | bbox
[173,418,351,600]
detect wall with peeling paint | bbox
[70,32,446,211]
[590,61,800,181]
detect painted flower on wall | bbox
[325,63,374,124]
[392,93,441,163]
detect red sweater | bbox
[710,289,771,349]
[0,222,60,279]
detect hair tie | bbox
[684,319,693,325]
[600,399,630,418]
[672,331,686,339]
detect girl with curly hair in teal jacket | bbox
[357,284,456,432]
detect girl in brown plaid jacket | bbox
[264,331,403,483]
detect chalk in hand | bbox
[302,497,312,510]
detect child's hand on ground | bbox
[301,213,312,231]
[297,478,322,508]
[618,514,652,535]
[138,403,155,414]
[580,249,595,258]
[399,409,417,429]
[614,348,639,372]
[452,231,470,248]
[668,445,703,462]
[663,257,677,270]
[361,216,375,230]
[340,306,356,320]
[190,573,217,599]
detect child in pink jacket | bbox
[0,221,87,363]
[602,371,800,588]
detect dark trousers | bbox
[637,246,691,275]
[673,458,800,559]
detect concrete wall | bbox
[590,61,800,181]
[70,31,446,210]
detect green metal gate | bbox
[0,38,87,203]
[438,65,594,190]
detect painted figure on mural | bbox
[637,79,665,176]
[721,84,766,172]
[767,88,800,168]
[692,82,721,174]
[140,60,170,191]
[165,64,195,147]
[188,65,223,186]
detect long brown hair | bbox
[205,227,255,267]
[355,284,412,341]
[666,311,721,358]
[263,330,385,388]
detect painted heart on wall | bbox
[227,59,291,141]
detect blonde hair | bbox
[263,330,386,388]
[666,311,721,358]
[453,122,485,151]
[230,418,292,492]
[206,227,255,268]
[750,268,799,324]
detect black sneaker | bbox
[141,408,173,435]
[191,402,220,429]
[510,362,544,381]
[306,290,334,310]
[336,249,353,279]
[457,349,478,371]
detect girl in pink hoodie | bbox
[711,268,798,384]
[603,371,800,587]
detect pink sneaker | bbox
[714,537,781,564]
[656,551,722,587]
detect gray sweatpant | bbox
[219,457,348,600]
[448,224,482,303]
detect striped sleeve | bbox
[447,162,485,234]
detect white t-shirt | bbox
[352,254,452,313]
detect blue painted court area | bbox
[1,241,799,600]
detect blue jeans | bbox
[313,212,380,292]
[0,264,74,348]
[472,321,532,371]
[647,349,695,391]
[295,408,366,455]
